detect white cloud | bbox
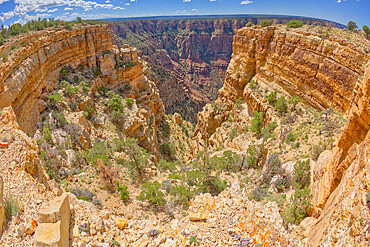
[94,3,114,9]
[113,6,125,10]
[0,0,124,22]
[210,0,216,1]
[125,3,129,5]
[0,0,10,5]
[48,8,58,12]
[105,0,110,2]
[240,0,253,4]
[35,8,48,12]
[183,0,191,2]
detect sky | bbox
[0,0,368,28]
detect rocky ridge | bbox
[194,25,370,245]
[0,25,164,155]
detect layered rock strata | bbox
[0,26,164,155]
[195,26,366,140]
[112,18,345,122]
[194,25,369,245]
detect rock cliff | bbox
[0,25,164,155]
[194,25,370,246]
[112,18,341,122]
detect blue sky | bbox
[0,0,368,28]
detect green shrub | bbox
[286,20,303,28]
[112,240,121,247]
[60,68,69,78]
[124,98,134,109]
[160,143,176,158]
[235,97,243,110]
[312,144,326,161]
[64,22,73,31]
[288,96,302,111]
[137,181,166,206]
[86,142,111,166]
[201,176,227,196]
[157,159,176,172]
[366,191,370,203]
[251,111,264,136]
[246,22,254,27]
[267,91,277,105]
[116,182,129,201]
[55,111,67,128]
[48,92,63,106]
[170,185,194,207]
[286,130,296,143]
[116,138,149,179]
[249,187,267,201]
[347,21,358,31]
[160,119,170,138]
[275,96,288,114]
[189,236,199,245]
[262,122,277,140]
[260,20,271,28]
[249,80,256,89]
[2,53,8,62]
[282,188,312,228]
[229,128,237,140]
[5,195,19,221]
[78,81,91,92]
[70,187,94,202]
[214,150,242,172]
[245,144,264,169]
[293,160,311,189]
[42,124,53,144]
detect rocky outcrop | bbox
[195,25,367,140]
[34,193,71,247]
[307,57,370,246]
[0,26,111,133]
[194,25,370,246]
[0,26,164,155]
[219,26,365,113]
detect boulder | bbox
[35,193,70,247]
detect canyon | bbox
[0,19,369,246]
[111,17,343,122]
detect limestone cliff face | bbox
[0,26,111,133]
[195,26,366,138]
[194,25,370,246]
[0,26,164,155]
[220,26,365,113]
[308,59,370,245]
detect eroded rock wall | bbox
[0,26,164,155]
[194,25,370,246]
